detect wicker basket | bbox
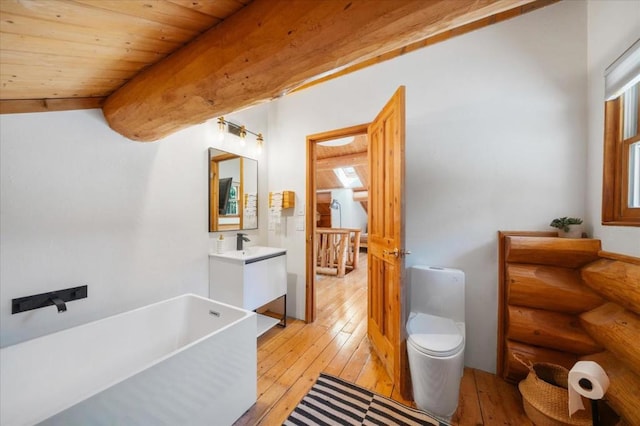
[518,361,592,426]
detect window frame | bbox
[602,93,640,226]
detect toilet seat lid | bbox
[406,312,464,357]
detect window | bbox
[602,40,640,226]
[333,166,363,188]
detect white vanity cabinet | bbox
[209,247,287,336]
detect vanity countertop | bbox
[209,246,287,264]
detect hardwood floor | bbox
[234,253,533,425]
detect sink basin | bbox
[210,246,287,263]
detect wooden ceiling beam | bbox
[317,152,368,171]
[293,0,559,93]
[103,0,535,141]
[353,190,369,201]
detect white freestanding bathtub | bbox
[0,294,257,425]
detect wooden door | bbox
[367,86,408,397]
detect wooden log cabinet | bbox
[497,232,640,425]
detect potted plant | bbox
[549,217,583,238]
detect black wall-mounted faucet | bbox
[50,297,67,313]
[12,285,87,314]
[237,233,250,250]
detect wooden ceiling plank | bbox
[0,33,167,63]
[103,0,536,141]
[355,165,369,182]
[316,174,342,191]
[166,0,251,20]
[1,88,121,101]
[0,90,113,99]
[1,12,183,53]
[0,50,147,72]
[0,97,106,114]
[1,74,128,85]
[0,0,199,44]
[316,135,368,159]
[1,81,121,97]
[0,89,113,99]
[1,63,135,80]
[71,0,219,32]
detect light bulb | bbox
[256,133,264,154]
[239,126,247,147]
[217,117,226,142]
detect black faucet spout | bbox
[236,233,250,250]
[50,297,67,313]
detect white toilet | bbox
[406,265,465,418]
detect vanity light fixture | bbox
[216,117,264,151]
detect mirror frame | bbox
[209,148,258,232]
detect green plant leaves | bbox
[549,217,583,232]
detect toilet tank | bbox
[409,266,465,323]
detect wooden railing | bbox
[315,228,361,277]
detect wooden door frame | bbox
[305,123,369,323]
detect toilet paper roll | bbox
[568,361,609,417]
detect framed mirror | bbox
[209,148,258,232]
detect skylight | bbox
[318,136,354,147]
[334,166,363,188]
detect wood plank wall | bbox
[497,232,640,425]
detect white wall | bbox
[586,0,640,255]
[330,189,367,231]
[0,110,210,346]
[0,105,269,347]
[266,1,588,373]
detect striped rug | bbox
[284,373,449,426]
